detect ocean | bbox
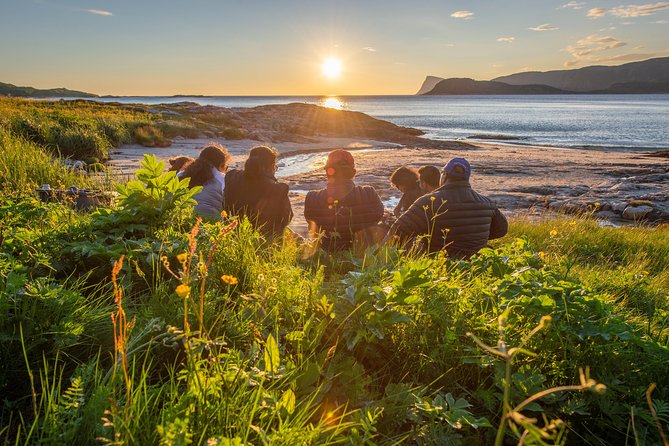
[92,94,669,151]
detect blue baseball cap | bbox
[443,158,471,179]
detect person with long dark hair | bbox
[224,146,292,236]
[179,143,231,220]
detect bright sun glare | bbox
[321,57,342,79]
[322,97,343,109]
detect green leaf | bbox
[264,334,280,374]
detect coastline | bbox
[110,136,669,234]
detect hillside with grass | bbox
[1,100,668,445]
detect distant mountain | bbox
[593,79,669,94]
[0,82,97,98]
[422,78,566,95]
[416,76,446,95]
[492,57,669,92]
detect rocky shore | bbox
[108,102,669,232]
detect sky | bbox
[1,0,668,95]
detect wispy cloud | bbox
[561,1,586,9]
[361,47,377,52]
[451,10,474,19]
[564,34,628,66]
[610,2,669,16]
[654,19,669,22]
[497,37,515,43]
[587,2,669,18]
[85,9,113,16]
[587,7,607,17]
[529,23,560,31]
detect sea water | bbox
[91,94,669,150]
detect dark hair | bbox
[181,143,231,188]
[168,156,194,172]
[390,166,419,188]
[418,165,440,188]
[244,146,278,179]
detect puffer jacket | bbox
[390,179,508,257]
[191,168,226,221]
[304,185,384,251]
[224,169,293,236]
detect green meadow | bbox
[1,100,668,445]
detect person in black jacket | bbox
[304,149,384,252]
[388,157,508,258]
[390,166,424,216]
[224,146,293,237]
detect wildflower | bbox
[176,253,187,263]
[569,220,577,226]
[594,202,600,207]
[175,284,191,298]
[430,196,436,201]
[538,251,546,260]
[221,210,228,218]
[333,199,339,205]
[267,286,277,295]
[221,275,238,285]
[550,229,559,237]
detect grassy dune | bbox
[1,102,668,445]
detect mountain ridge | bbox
[418,57,669,95]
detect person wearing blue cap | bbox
[387,157,508,258]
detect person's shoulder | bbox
[270,179,290,196]
[305,188,326,201]
[355,184,380,197]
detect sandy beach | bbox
[110,135,669,234]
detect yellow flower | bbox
[221,210,228,218]
[175,284,191,298]
[550,229,559,237]
[538,251,546,260]
[221,275,238,285]
[430,196,436,201]
[569,220,577,226]
[176,253,187,263]
[594,202,600,207]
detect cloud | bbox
[86,9,113,16]
[529,23,560,31]
[451,10,474,19]
[586,2,669,19]
[361,47,377,52]
[587,7,607,17]
[497,37,515,43]
[564,34,627,65]
[561,1,586,9]
[655,19,669,22]
[609,2,669,16]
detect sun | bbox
[321,57,342,79]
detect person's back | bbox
[304,149,384,252]
[390,158,507,258]
[224,146,292,236]
[179,143,230,221]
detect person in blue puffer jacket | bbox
[179,143,231,221]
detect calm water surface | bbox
[91,95,669,150]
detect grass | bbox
[0,98,246,160]
[1,103,668,445]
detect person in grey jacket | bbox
[387,158,508,258]
[179,143,231,221]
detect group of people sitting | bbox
[168,143,508,258]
